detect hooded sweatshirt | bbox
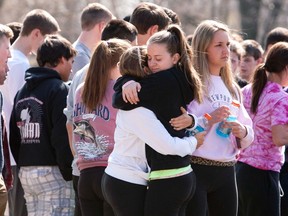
[10,67,73,181]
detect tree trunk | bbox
[259,0,283,45]
[239,0,261,39]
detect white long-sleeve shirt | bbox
[0,49,30,166]
[105,107,198,185]
[187,75,254,162]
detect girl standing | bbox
[184,20,254,216]
[237,42,288,216]
[102,45,204,216]
[73,38,131,216]
[109,25,203,216]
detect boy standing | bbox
[130,2,171,45]
[10,35,76,215]
[0,24,13,216]
[239,39,263,83]
[0,9,60,216]
[70,3,113,79]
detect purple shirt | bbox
[239,82,288,172]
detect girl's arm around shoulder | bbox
[112,75,140,110]
[113,73,168,110]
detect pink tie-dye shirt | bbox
[239,81,288,172]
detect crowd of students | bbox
[0,2,287,216]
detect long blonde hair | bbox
[192,20,240,100]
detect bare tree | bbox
[257,0,284,45]
[239,0,262,39]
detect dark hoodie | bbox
[10,67,73,181]
[113,66,194,171]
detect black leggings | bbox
[280,162,288,216]
[236,162,280,216]
[72,175,82,216]
[78,167,114,216]
[101,173,147,216]
[145,171,196,216]
[186,163,237,216]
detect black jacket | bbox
[113,66,194,171]
[10,67,73,181]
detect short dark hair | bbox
[241,39,263,60]
[21,9,60,36]
[101,19,138,43]
[265,27,288,51]
[130,2,170,34]
[123,15,131,22]
[36,35,76,67]
[6,22,22,44]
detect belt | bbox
[191,156,236,167]
[149,165,192,180]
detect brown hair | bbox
[265,27,288,51]
[130,2,170,34]
[119,46,150,79]
[36,34,76,67]
[5,22,21,44]
[148,24,203,103]
[101,19,138,43]
[21,9,60,36]
[162,7,181,26]
[81,3,113,31]
[82,39,131,111]
[0,24,13,41]
[251,42,288,113]
[241,39,263,60]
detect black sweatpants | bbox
[236,162,280,216]
[145,171,196,216]
[78,167,114,216]
[186,163,237,216]
[102,173,147,216]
